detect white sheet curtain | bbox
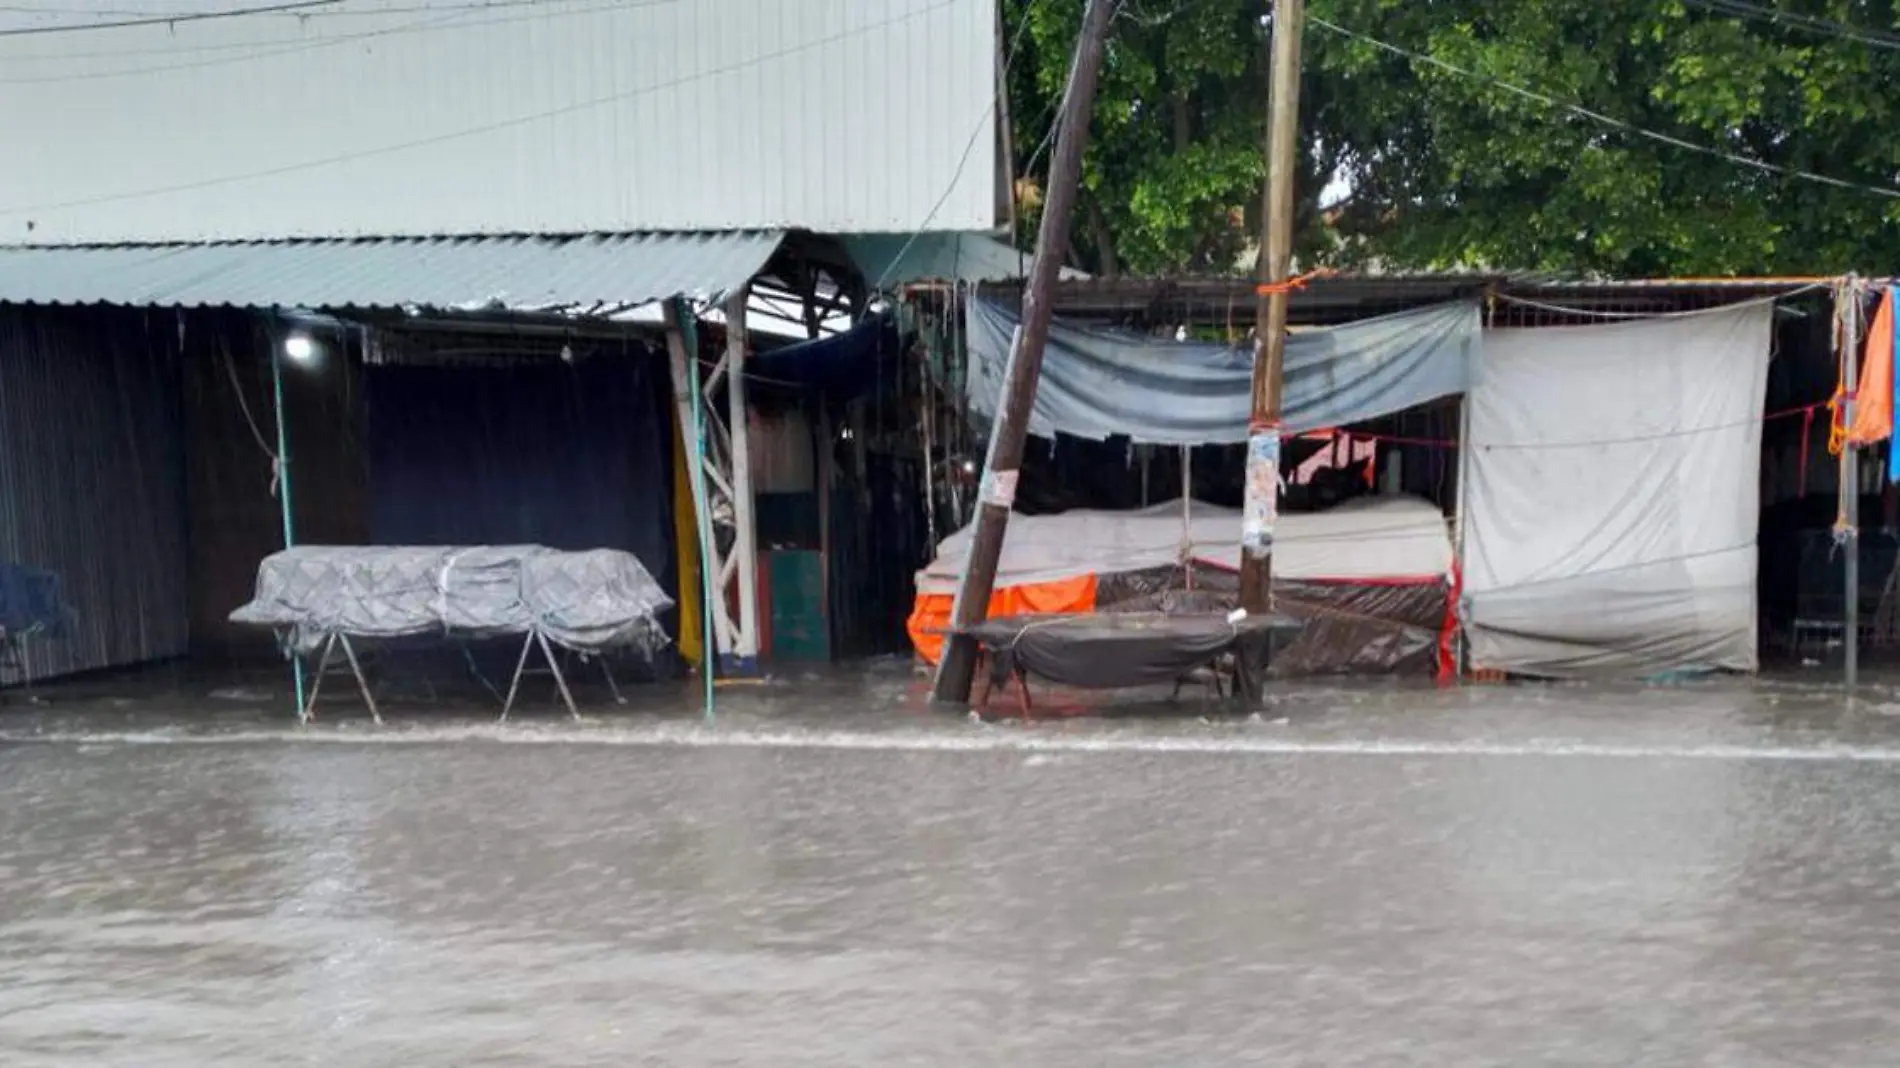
[1461,302,1775,677]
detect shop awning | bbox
[842,231,1089,287]
[0,230,783,311]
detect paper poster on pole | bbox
[1242,428,1281,557]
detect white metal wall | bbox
[0,0,998,243]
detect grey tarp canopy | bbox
[964,298,1482,444]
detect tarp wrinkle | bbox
[914,496,1455,594]
[1462,302,1774,677]
[963,298,1482,444]
[230,545,674,655]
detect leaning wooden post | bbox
[931,0,1116,704]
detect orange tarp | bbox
[1832,289,1895,452]
[906,575,1099,665]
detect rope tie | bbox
[1253,267,1337,296]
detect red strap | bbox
[1799,406,1814,498]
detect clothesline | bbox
[1300,400,1830,452]
[1490,283,1829,321]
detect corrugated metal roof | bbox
[843,232,1089,285]
[0,231,784,310]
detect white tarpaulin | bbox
[915,496,1453,595]
[1462,302,1774,677]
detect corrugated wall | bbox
[0,306,189,682]
[180,312,368,664]
[0,0,998,242]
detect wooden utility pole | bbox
[1840,277,1862,689]
[1237,0,1305,613]
[932,0,1117,704]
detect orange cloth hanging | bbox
[1831,290,1894,453]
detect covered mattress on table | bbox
[963,612,1304,691]
[229,545,673,654]
[909,496,1457,677]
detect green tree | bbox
[1008,0,1900,277]
[1006,0,1277,276]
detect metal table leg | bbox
[300,633,336,724]
[600,655,625,705]
[536,630,582,722]
[499,631,536,722]
[337,633,381,725]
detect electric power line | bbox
[0,0,339,37]
[5,0,648,23]
[1308,13,1900,200]
[870,0,1040,290]
[0,0,673,84]
[1682,0,1900,51]
[2,0,668,66]
[0,0,963,218]
[2,8,468,80]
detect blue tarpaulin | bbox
[746,316,906,398]
[0,563,73,639]
[964,298,1483,445]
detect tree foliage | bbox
[1006,0,1900,277]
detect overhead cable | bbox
[1682,0,1900,51]
[870,0,1040,290]
[0,0,339,37]
[1308,14,1900,200]
[0,0,674,84]
[3,0,672,68]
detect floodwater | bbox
[5,665,1900,1065]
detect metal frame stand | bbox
[499,629,580,722]
[301,631,381,725]
[0,628,35,705]
[662,295,761,675]
[297,629,606,724]
[596,654,625,705]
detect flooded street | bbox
[5,672,1900,1065]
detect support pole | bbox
[268,337,306,714]
[667,300,720,724]
[1181,444,1194,588]
[724,289,761,673]
[1453,291,1492,678]
[931,0,1116,704]
[1237,0,1305,613]
[1840,278,1863,689]
[818,401,834,652]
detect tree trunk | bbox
[1088,197,1120,278]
